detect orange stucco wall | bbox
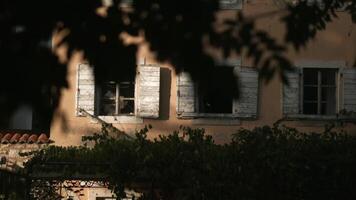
[50,0,356,146]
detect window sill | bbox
[90,115,143,124]
[191,118,241,126]
[284,114,356,121]
[177,113,242,125]
[178,112,237,119]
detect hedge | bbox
[25,124,356,199]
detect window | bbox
[302,68,337,115]
[97,81,135,116]
[77,64,160,121]
[0,104,50,132]
[196,67,234,114]
[177,66,259,119]
[197,85,233,114]
[282,61,356,119]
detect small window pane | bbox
[303,68,318,85]
[102,82,116,100]
[120,99,134,114]
[321,86,336,115]
[100,99,116,115]
[303,103,318,114]
[321,86,336,102]
[321,69,336,85]
[119,82,135,98]
[99,82,117,115]
[321,102,335,115]
[303,86,317,101]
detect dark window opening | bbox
[303,68,337,115]
[97,81,135,116]
[0,104,50,133]
[197,67,234,114]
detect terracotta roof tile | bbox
[0,131,51,144]
[37,134,48,144]
[1,133,12,144]
[28,134,38,144]
[19,134,30,143]
[10,133,21,144]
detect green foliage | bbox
[25,124,356,199]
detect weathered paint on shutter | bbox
[177,72,196,116]
[282,70,300,115]
[137,65,160,118]
[233,67,259,118]
[342,68,356,112]
[220,0,243,9]
[77,63,95,116]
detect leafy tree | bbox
[0,0,355,123]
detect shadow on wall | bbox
[159,68,171,120]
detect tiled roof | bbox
[0,132,51,144]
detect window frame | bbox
[194,67,235,115]
[92,76,143,124]
[96,81,136,116]
[177,60,258,122]
[300,68,338,116]
[178,65,238,119]
[283,61,346,121]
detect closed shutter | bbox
[342,68,356,112]
[233,67,259,118]
[177,72,196,117]
[136,65,160,118]
[76,64,95,116]
[283,70,301,116]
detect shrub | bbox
[25,124,356,199]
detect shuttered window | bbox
[76,63,160,120]
[177,66,259,119]
[283,61,356,119]
[283,68,339,117]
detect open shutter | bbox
[233,67,259,118]
[76,64,95,116]
[283,70,301,116]
[177,72,196,117]
[342,68,356,112]
[136,65,160,118]
[220,0,243,9]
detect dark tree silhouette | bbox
[0,0,355,128]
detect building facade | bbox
[48,0,356,146]
[1,0,356,199]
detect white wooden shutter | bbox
[283,70,301,116]
[233,67,259,118]
[76,63,95,116]
[342,68,356,112]
[177,72,196,117]
[220,0,243,9]
[136,65,160,118]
